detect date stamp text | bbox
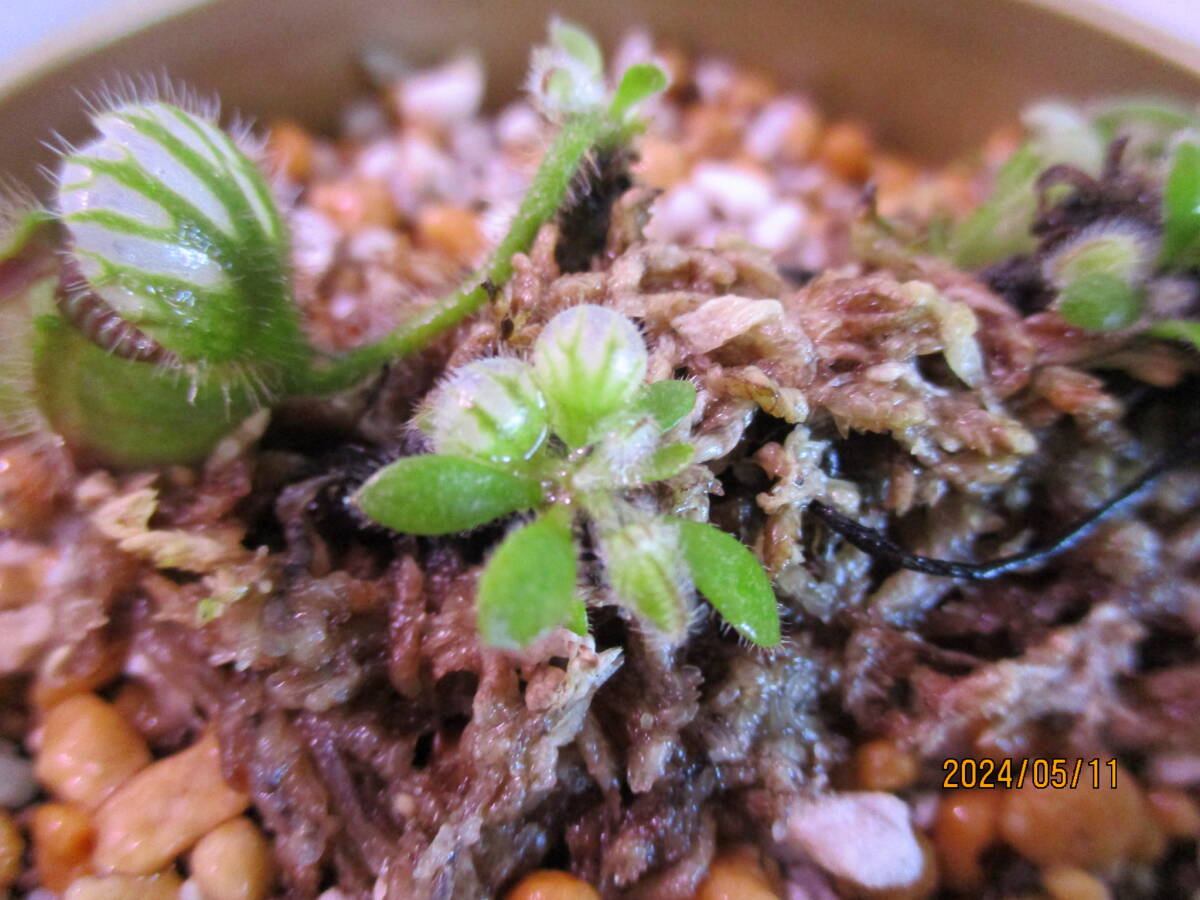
[942,757,1117,790]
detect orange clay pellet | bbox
[309,177,396,231]
[683,106,742,159]
[636,136,692,190]
[778,105,823,165]
[35,694,151,810]
[1042,865,1112,900]
[505,869,601,900]
[933,789,1000,890]
[92,732,249,875]
[415,204,485,264]
[267,120,315,182]
[63,871,184,900]
[692,848,780,900]
[817,121,874,182]
[32,802,95,892]
[999,764,1160,871]
[855,739,919,792]
[1146,789,1200,839]
[190,817,275,900]
[725,70,778,111]
[0,811,23,891]
[874,155,922,217]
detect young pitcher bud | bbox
[1044,218,1157,331]
[531,304,648,447]
[1043,218,1158,289]
[56,101,305,373]
[420,357,548,466]
[601,518,693,642]
[526,18,606,118]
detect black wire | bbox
[807,434,1197,581]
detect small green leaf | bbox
[642,442,694,482]
[951,144,1044,268]
[1146,318,1200,350]
[951,105,1107,270]
[635,379,696,431]
[1057,272,1142,331]
[478,507,584,649]
[602,520,692,641]
[1092,97,1200,157]
[609,63,669,123]
[675,518,780,647]
[565,596,590,636]
[1093,97,1200,137]
[1162,141,1200,269]
[549,18,603,76]
[354,454,541,535]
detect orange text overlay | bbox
[942,757,1118,790]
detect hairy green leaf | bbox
[610,63,669,123]
[602,519,692,641]
[1057,272,1142,331]
[354,454,542,535]
[564,595,590,637]
[951,144,1044,268]
[1162,141,1200,269]
[549,18,603,76]
[675,518,780,647]
[1146,318,1200,350]
[952,103,1109,270]
[478,507,584,649]
[1093,97,1200,158]
[1093,97,1200,135]
[635,379,696,431]
[642,442,694,482]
